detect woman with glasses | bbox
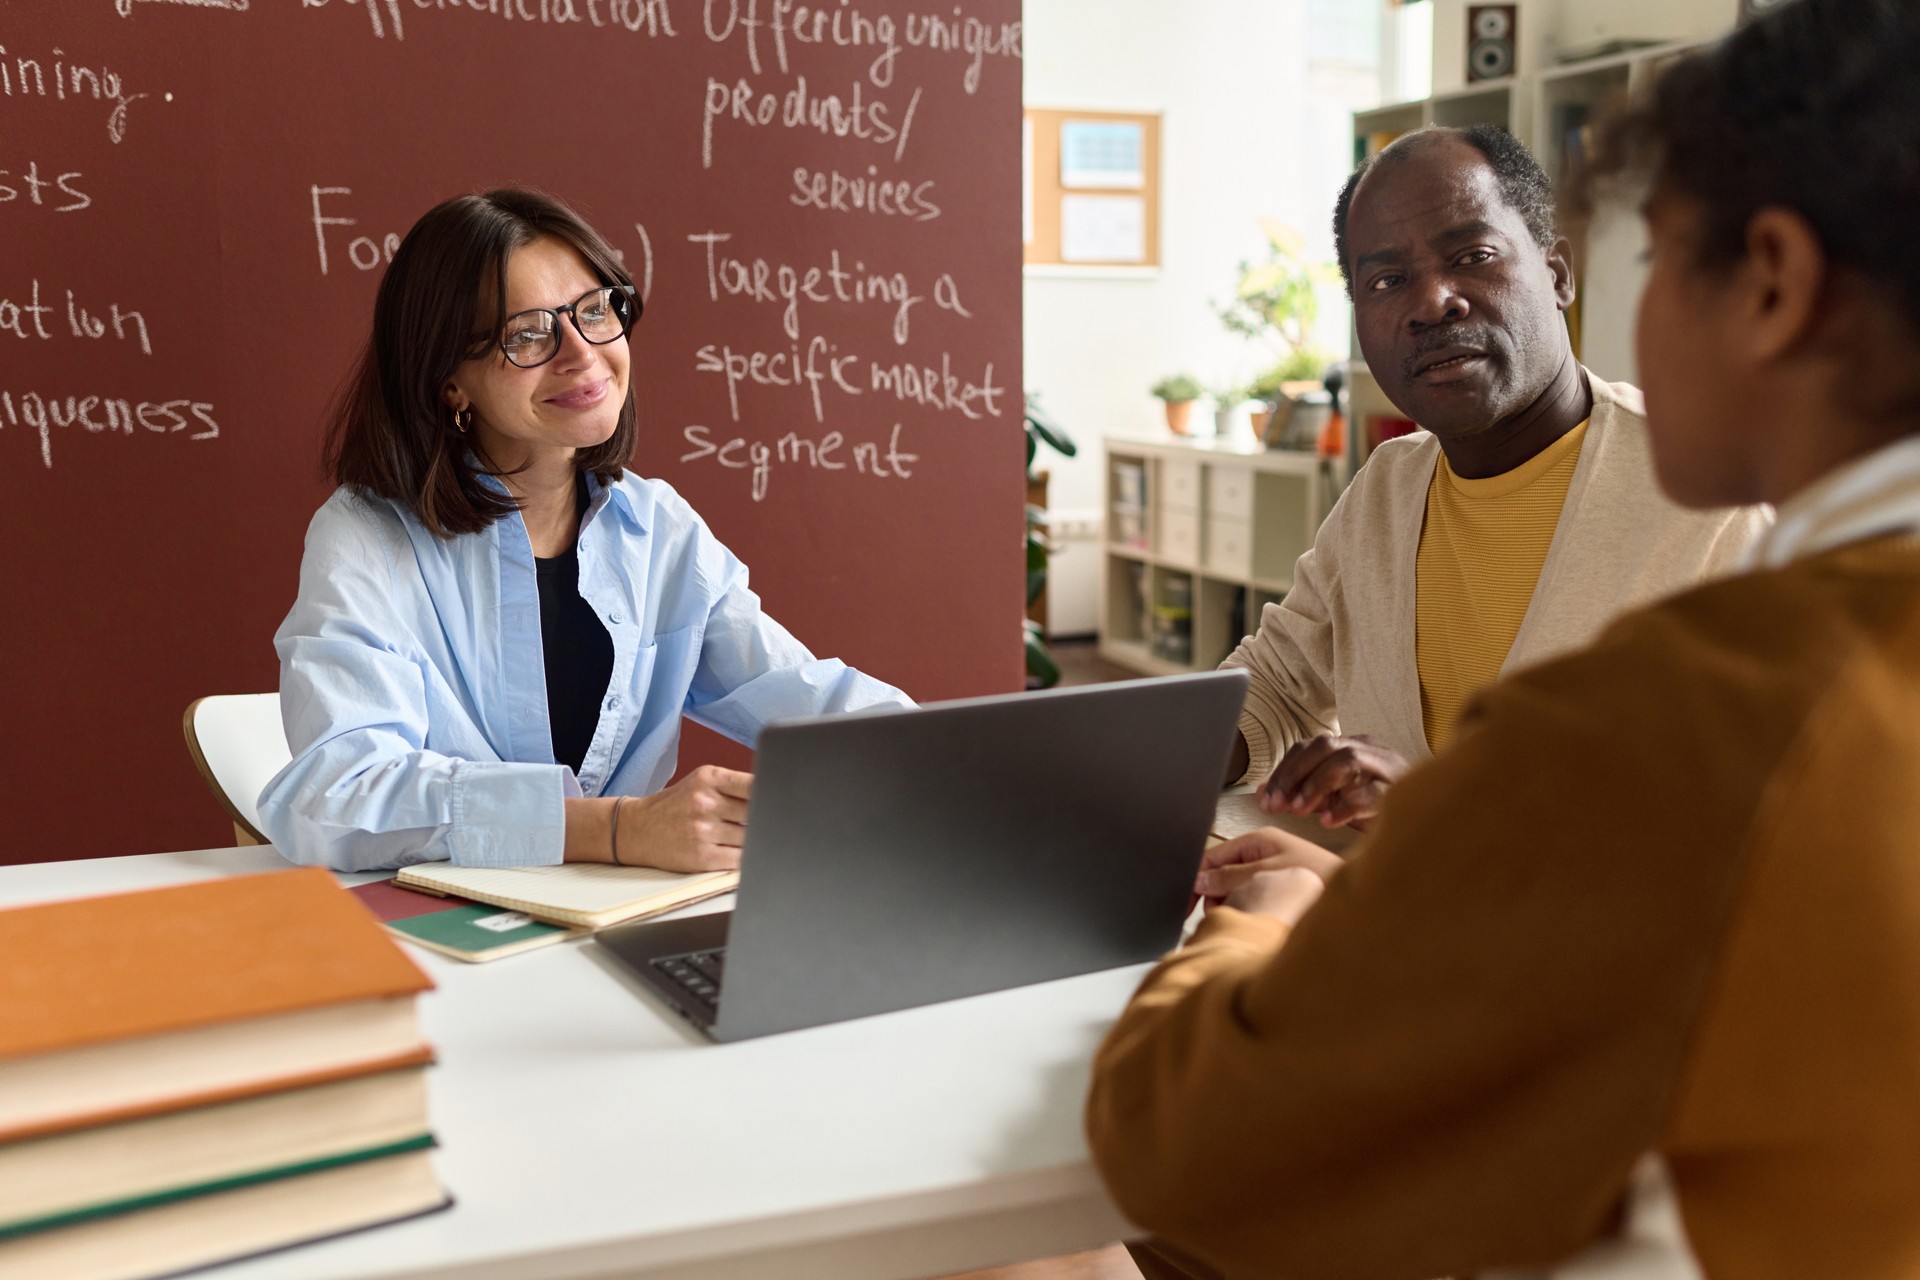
[258,188,911,874]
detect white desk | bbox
[0,848,1141,1280]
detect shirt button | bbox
[609,611,623,625]
[605,694,621,711]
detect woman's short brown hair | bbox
[325,188,640,537]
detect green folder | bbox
[384,903,578,962]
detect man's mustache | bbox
[1404,329,1502,377]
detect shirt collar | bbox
[467,465,649,535]
[1744,435,1920,570]
[586,469,648,532]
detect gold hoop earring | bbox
[452,406,472,434]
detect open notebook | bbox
[391,863,738,931]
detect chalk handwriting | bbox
[0,281,151,356]
[632,223,655,302]
[702,75,921,168]
[0,163,91,213]
[932,272,972,318]
[0,44,148,143]
[1,389,219,469]
[688,231,974,345]
[689,232,916,344]
[681,421,916,502]
[702,0,1020,94]
[695,336,862,424]
[693,340,1002,425]
[866,353,1003,419]
[310,186,401,276]
[788,164,940,222]
[297,0,404,40]
[116,0,250,16]
[300,0,677,43]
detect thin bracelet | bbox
[609,795,629,866]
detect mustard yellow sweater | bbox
[1092,535,1920,1280]
[1417,420,1588,749]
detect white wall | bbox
[1025,0,1374,635]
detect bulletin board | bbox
[1023,109,1162,270]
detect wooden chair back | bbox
[182,693,288,847]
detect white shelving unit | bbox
[1099,436,1339,677]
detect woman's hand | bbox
[615,766,753,873]
[1194,828,1344,925]
[1258,733,1410,829]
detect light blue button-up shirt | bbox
[257,471,912,873]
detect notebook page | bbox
[396,864,734,914]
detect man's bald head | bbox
[1334,126,1557,295]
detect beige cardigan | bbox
[1222,371,1772,782]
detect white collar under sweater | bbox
[1744,435,1920,569]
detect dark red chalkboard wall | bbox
[0,0,1023,863]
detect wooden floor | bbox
[937,644,1149,1280]
[1049,638,1141,688]
[936,1244,1141,1280]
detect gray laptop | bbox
[595,669,1248,1041]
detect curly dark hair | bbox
[325,188,641,538]
[1332,124,1556,296]
[1578,0,1920,340]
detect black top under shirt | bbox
[534,480,615,776]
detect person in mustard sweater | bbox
[1090,2,1920,1277]
[1222,125,1769,830]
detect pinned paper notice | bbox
[1060,120,1145,189]
[1060,194,1147,263]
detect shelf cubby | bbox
[1098,435,1336,677]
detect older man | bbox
[1224,125,1768,826]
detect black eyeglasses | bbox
[493,284,640,369]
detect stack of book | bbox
[0,868,449,1280]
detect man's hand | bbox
[1259,734,1410,829]
[1195,828,1343,925]
[618,765,752,873]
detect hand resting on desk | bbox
[1194,827,1344,926]
[1258,733,1410,830]
[564,765,752,872]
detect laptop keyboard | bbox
[650,948,727,1022]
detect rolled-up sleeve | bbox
[1220,519,1344,784]
[678,514,913,743]
[256,500,572,873]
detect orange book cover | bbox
[0,868,433,1062]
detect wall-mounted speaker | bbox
[1737,0,1789,23]
[1467,5,1518,82]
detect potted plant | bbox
[1248,347,1336,446]
[1215,219,1340,446]
[1149,373,1203,436]
[1212,383,1249,438]
[1024,395,1077,689]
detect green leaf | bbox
[1024,626,1061,688]
[1024,398,1078,458]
